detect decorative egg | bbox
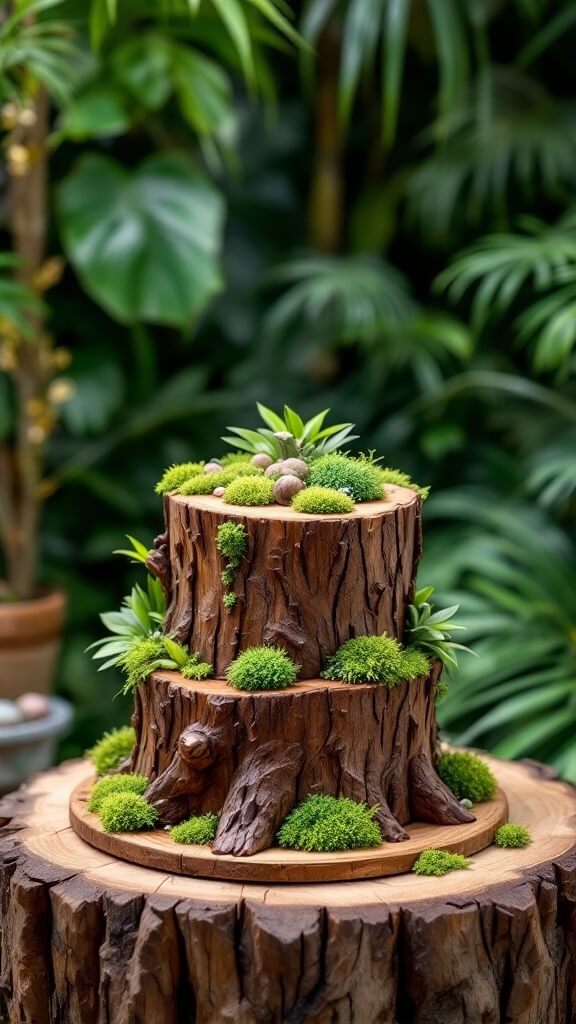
[273,475,305,505]
[16,692,50,720]
[0,700,24,726]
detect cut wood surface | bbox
[1,757,575,1023]
[69,773,507,882]
[154,485,422,678]
[130,669,473,853]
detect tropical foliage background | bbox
[1,0,576,778]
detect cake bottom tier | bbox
[129,667,474,856]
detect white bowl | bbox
[0,696,73,794]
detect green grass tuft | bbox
[377,466,430,500]
[227,645,298,691]
[437,751,497,803]
[223,476,275,506]
[155,462,205,494]
[291,486,354,515]
[277,794,382,852]
[88,726,135,775]
[171,813,219,845]
[308,454,383,502]
[494,823,531,848]
[99,792,158,833]
[88,773,148,813]
[321,634,429,686]
[413,848,471,876]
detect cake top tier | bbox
[170,484,418,521]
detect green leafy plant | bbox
[88,773,149,813]
[171,813,219,845]
[321,635,429,686]
[308,454,383,502]
[117,635,211,693]
[99,792,158,833]
[223,476,274,506]
[406,587,473,670]
[277,794,382,852]
[223,403,358,462]
[155,462,205,494]
[226,645,298,691]
[291,486,355,515]
[494,824,531,848]
[88,576,166,673]
[412,849,471,877]
[112,535,151,565]
[88,725,135,775]
[436,751,497,803]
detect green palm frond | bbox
[525,430,576,509]
[406,586,473,670]
[423,490,576,780]
[0,0,85,103]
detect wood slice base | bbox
[2,756,576,1024]
[69,773,508,882]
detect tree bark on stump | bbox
[2,759,576,1024]
[131,667,473,854]
[152,488,422,679]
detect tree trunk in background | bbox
[309,28,344,251]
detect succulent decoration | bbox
[153,403,428,512]
[406,587,473,670]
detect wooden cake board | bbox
[1,755,575,1022]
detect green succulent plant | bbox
[171,813,219,845]
[226,645,298,691]
[494,824,531,848]
[222,404,358,463]
[412,849,471,876]
[436,751,497,803]
[277,794,382,852]
[291,486,355,515]
[406,587,473,670]
[88,726,135,775]
[88,773,149,813]
[321,634,429,686]
[99,792,158,833]
[87,575,166,673]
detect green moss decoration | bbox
[88,773,149,813]
[216,521,247,611]
[308,454,383,502]
[494,823,531,848]
[99,792,158,833]
[437,751,497,803]
[412,849,471,876]
[223,476,275,506]
[321,634,428,686]
[155,462,204,494]
[377,466,430,501]
[291,486,354,515]
[88,726,135,775]
[171,813,219,845]
[223,592,237,610]
[178,465,263,496]
[277,795,382,852]
[180,655,213,680]
[117,636,166,691]
[227,645,298,691]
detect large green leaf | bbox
[57,153,225,326]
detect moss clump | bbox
[171,813,219,845]
[223,592,237,611]
[223,476,275,506]
[321,634,428,686]
[277,795,382,852]
[118,636,166,691]
[99,792,158,833]
[89,726,135,775]
[437,751,497,803]
[308,454,383,502]
[88,773,149,813]
[216,521,247,565]
[179,465,263,496]
[413,849,471,876]
[227,645,298,691]
[377,466,430,501]
[291,486,354,515]
[494,823,531,848]
[180,655,213,680]
[155,462,204,494]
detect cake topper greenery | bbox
[154,403,428,511]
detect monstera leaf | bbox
[57,153,225,326]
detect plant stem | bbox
[5,88,50,599]
[308,26,344,252]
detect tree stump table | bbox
[1,756,576,1024]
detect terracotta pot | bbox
[0,590,67,699]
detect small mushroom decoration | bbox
[273,475,304,505]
